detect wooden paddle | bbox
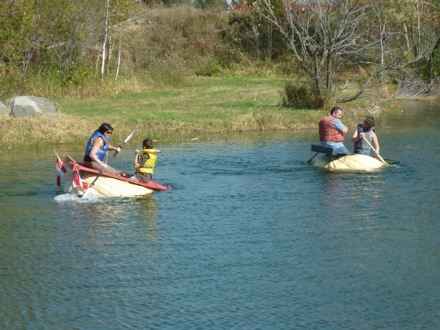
[362,135,388,165]
[82,129,136,198]
[307,152,319,163]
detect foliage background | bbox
[1,0,438,102]
[0,0,439,150]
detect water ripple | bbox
[1,131,440,329]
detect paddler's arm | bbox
[351,130,364,142]
[108,145,121,153]
[89,137,109,169]
[351,128,359,142]
[371,131,380,154]
[133,150,140,170]
[333,119,348,134]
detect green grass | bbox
[1,74,385,151]
[58,76,287,123]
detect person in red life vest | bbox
[131,138,159,182]
[351,116,380,155]
[83,123,122,175]
[318,106,350,155]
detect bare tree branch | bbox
[254,0,440,102]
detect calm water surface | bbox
[1,101,440,329]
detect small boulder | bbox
[0,102,9,115]
[6,96,58,118]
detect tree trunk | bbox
[101,0,110,80]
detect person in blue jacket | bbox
[83,123,122,175]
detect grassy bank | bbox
[0,75,388,152]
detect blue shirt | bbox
[332,118,346,132]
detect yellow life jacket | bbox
[137,148,160,174]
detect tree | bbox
[99,0,135,79]
[0,1,35,74]
[0,0,92,80]
[253,0,440,102]
[194,0,228,10]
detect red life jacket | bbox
[319,116,345,142]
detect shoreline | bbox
[1,75,434,152]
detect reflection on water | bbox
[382,99,440,131]
[1,101,440,329]
[54,194,160,240]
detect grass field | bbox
[60,76,290,121]
[0,75,387,152]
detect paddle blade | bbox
[120,129,136,148]
[113,129,136,157]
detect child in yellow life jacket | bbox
[131,139,159,182]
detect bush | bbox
[281,81,329,109]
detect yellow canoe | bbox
[311,154,388,171]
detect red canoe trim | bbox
[64,155,171,191]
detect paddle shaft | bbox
[83,129,136,195]
[362,135,388,165]
[307,152,319,163]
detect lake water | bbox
[1,100,440,329]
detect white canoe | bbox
[311,154,388,171]
[63,155,171,198]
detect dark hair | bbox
[363,116,375,131]
[330,106,342,115]
[98,123,113,134]
[142,138,154,149]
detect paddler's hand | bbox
[115,147,121,153]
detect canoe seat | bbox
[311,145,334,155]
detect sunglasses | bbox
[105,131,113,135]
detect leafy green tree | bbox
[0,0,92,80]
[0,1,35,74]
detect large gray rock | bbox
[6,96,58,118]
[0,102,9,115]
[9,97,38,118]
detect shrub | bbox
[281,81,330,109]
